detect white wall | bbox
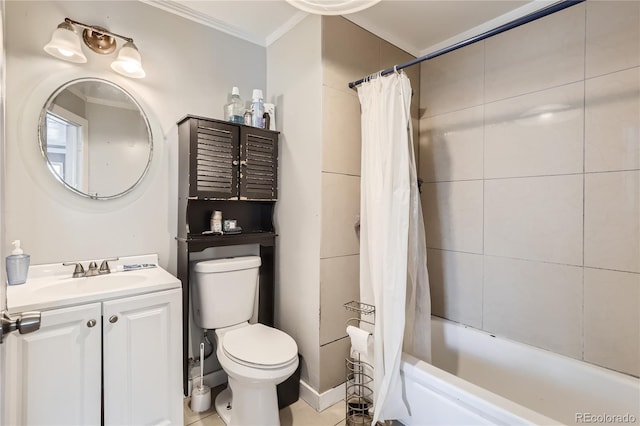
[0,0,7,420]
[267,15,323,390]
[4,0,266,273]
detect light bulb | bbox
[43,21,87,64]
[110,42,146,79]
[58,48,74,57]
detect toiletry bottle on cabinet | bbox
[224,87,245,124]
[250,89,265,128]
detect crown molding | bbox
[141,0,266,46]
[265,10,309,47]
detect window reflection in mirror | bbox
[45,105,88,193]
[39,78,152,199]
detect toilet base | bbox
[215,378,281,426]
[215,387,233,425]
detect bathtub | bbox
[398,317,640,425]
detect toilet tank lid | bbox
[193,256,261,273]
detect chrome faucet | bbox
[63,257,118,278]
[62,262,85,278]
[85,261,99,277]
[99,258,118,274]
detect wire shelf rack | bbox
[343,301,375,316]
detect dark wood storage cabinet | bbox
[178,116,278,201]
[176,115,279,394]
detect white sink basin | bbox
[35,273,147,297]
[7,254,181,313]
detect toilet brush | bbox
[190,342,211,413]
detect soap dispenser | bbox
[6,240,30,285]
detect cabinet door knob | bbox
[232,160,239,166]
[109,315,118,324]
[87,319,97,328]
[240,160,248,167]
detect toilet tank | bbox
[191,256,261,329]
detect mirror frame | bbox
[37,77,153,200]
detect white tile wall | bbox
[484,82,584,178]
[320,173,360,258]
[322,85,362,176]
[421,43,485,117]
[585,68,640,173]
[483,256,583,358]
[484,175,583,265]
[420,106,484,182]
[322,16,378,94]
[586,0,640,79]
[423,180,483,254]
[320,255,359,345]
[420,1,640,377]
[584,171,640,273]
[319,337,350,392]
[584,268,640,376]
[319,17,423,392]
[484,4,585,103]
[427,249,483,328]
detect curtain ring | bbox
[393,65,398,74]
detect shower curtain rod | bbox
[348,0,585,89]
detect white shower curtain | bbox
[357,71,431,423]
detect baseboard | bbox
[299,380,345,412]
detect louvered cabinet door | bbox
[193,120,239,199]
[240,127,278,200]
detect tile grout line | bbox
[320,253,359,261]
[424,63,639,123]
[423,169,640,185]
[481,38,487,330]
[424,77,588,120]
[584,63,640,82]
[581,3,588,363]
[322,170,361,178]
[426,247,640,275]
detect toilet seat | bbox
[222,324,297,369]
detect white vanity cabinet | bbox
[5,302,103,425]
[103,288,183,426]
[5,288,183,426]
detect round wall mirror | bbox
[38,78,152,199]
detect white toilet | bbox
[191,256,299,426]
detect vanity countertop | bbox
[7,254,180,314]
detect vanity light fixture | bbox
[44,18,146,79]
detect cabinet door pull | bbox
[240,160,248,167]
[109,315,118,324]
[87,319,97,328]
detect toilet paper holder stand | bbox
[343,301,375,426]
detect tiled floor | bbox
[184,386,347,426]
